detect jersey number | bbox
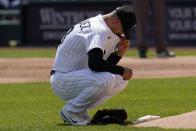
[79,20,91,30]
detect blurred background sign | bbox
[165,1,196,46]
[21,1,131,46]
[0,0,196,46]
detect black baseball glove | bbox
[90,109,127,125]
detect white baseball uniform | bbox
[50,15,128,113]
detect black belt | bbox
[50,70,55,76]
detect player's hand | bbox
[122,67,133,80]
[116,38,130,57]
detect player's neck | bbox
[103,15,116,33]
[103,14,119,34]
[102,15,110,27]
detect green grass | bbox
[0,77,196,131]
[0,48,56,58]
[0,48,196,58]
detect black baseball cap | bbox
[116,6,136,40]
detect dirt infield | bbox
[119,56,196,79]
[0,56,196,83]
[0,56,196,129]
[0,58,52,83]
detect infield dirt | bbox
[0,56,196,83]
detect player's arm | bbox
[88,48,132,80]
[106,52,122,65]
[116,38,130,57]
[106,38,130,65]
[88,48,124,75]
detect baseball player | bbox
[50,6,136,125]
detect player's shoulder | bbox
[89,15,110,33]
[91,24,110,37]
[77,15,110,38]
[92,26,109,36]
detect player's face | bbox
[111,19,126,39]
[116,20,126,39]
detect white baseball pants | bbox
[50,69,128,113]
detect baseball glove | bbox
[90,109,127,125]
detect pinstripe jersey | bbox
[53,15,120,73]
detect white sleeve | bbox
[81,29,108,53]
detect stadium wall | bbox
[1,0,196,46]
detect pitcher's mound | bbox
[133,110,196,129]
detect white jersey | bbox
[53,15,120,73]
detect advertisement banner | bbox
[165,2,196,45]
[22,1,196,46]
[22,2,130,46]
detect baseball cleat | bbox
[156,49,175,58]
[60,110,90,126]
[138,50,147,58]
[82,110,91,121]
